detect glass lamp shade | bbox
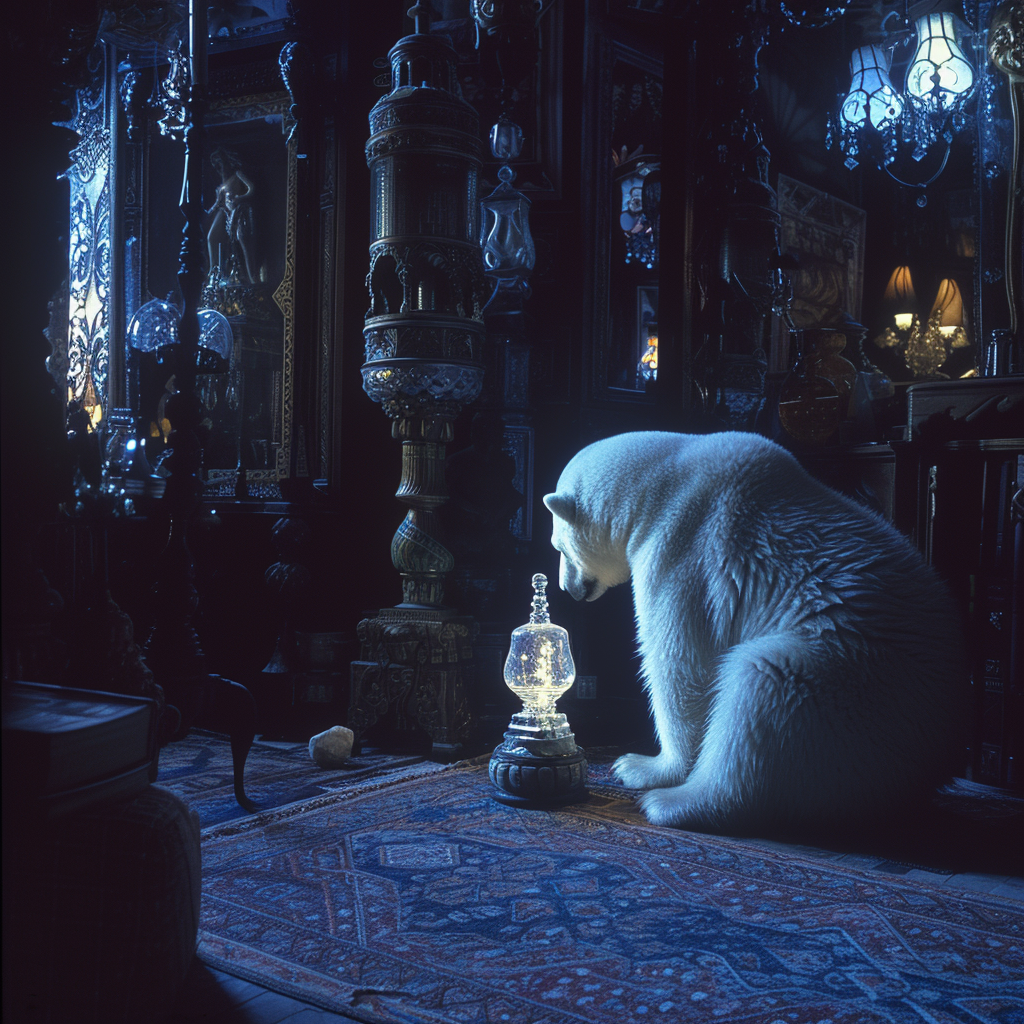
[127,297,180,352]
[480,174,536,277]
[197,307,233,360]
[905,13,974,110]
[834,44,903,168]
[929,278,970,350]
[503,573,575,716]
[839,45,904,132]
[127,299,232,361]
[883,264,916,305]
[930,278,964,328]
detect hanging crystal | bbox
[612,154,660,268]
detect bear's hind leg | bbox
[637,635,840,832]
[639,779,727,830]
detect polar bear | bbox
[543,431,967,834]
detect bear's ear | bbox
[543,492,576,525]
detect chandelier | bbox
[827,8,976,178]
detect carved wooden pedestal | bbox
[488,746,589,807]
[351,8,490,761]
[349,607,478,759]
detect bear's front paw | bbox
[639,787,691,827]
[612,752,687,790]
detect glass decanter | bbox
[501,573,578,753]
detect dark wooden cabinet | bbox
[891,423,1023,790]
[921,440,1023,789]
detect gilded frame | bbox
[200,92,297,492]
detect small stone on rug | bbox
[309,726,353,767]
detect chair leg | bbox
[208,675,257,812]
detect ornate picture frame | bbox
[777,174,866,329]
[202,92,297,494]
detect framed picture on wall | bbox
[777,175,866,329]
[581,22,663,403]
[635,284,659,387]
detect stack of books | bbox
[2,681,158,819]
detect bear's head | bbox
[542,491,630,602]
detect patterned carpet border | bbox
[195,761,1024,1024]
[156,729,431,827]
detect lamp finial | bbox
[530,573,549,624]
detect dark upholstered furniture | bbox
[2,784,201,1023]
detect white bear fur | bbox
[543,431,967,834]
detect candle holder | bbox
[488,574,588,806]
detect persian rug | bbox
[157,730,432,827]
[196,761,1024,1024]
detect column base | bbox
[349,607,477,754]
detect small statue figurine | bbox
[207,147,258,285]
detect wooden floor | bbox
[166,958,356,1024]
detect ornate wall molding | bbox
[272,137,298,478]
[61,44,114,426]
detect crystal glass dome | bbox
[127,297,180,352]
[127,299,233,360]
[197,307,233,360]
[503,573,576,716]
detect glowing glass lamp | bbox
[878,273,972,378]
[902,277,970,376]
[905,13,975,111]
[902,12,975,160]
[883,264,917,330]
[875,264,919,363]
[637,324,658,385]
[488,573,588,806]
[836,44,904,168]
[931,278,968,339]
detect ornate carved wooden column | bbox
[349,4,488,758]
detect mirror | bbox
[136,91,295,498]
